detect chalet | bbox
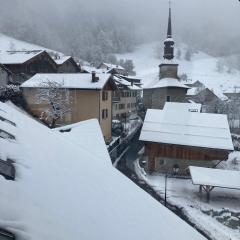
[21,72,116,141]
[185,80,205,89]
[143,7,189,110]
[0,64,12,87]
[0,50,57,84]
[53,56,80,73]
[112,75,142,120]
[139,102,233,175]
[98,62,127,76]
[187,87,226,113]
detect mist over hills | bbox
[0,0,240,66]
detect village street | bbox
[118,129,144,171]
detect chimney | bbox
[92,71,99,82]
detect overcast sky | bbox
[1,0,240,56]
[8,0,240,38]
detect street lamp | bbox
[164,164,180,207]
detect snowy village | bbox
[0,0,240,240]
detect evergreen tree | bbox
[176,49,182,60]
[185,49,192,61]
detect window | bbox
[166,95,171,102]
[127,103,130,108]
[119,104,125,110]
[102,109,109,119]
[102,91,108,101]
[157,159,165,165]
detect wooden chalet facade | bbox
[187,88,224,113]
[0,50,57,84]
[0,64,12,87]
[139,104,233,175]
[53,56,80,73]
[145,142,230,174]
[98,63,127,76]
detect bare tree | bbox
[37,80,72,128]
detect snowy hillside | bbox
[0,33,63,57]
[0,33,49,51]
[117,42,240,96]
[0,102,206,240]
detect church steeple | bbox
[163,4,175,60]
[167,7,172,38]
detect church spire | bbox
[163,2,175,60]
[167,7,172,38]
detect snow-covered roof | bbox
[81,65,106,74]
[190,166,240,189]
[114,76,142,90]
[164,102,202,113]
[53,56,72,65]
[0,50,44,64]
[0,101,206,240]
[21,73,112,90]
[187,87,228,101]
[187,87,200,96]
[53,120,111,166]
[164,38,174,43]
[145,78,190,89]
[140,106,233,151]
[128,84,142,90]
[101,62,125,70]
[160,59,179,65]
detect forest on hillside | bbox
[0,0,240,69]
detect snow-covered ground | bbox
[135,155,240,240]
[0,101,207,240]
[117,42,240,97]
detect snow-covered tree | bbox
[216,59,224,72]
[37,80,72,128]
[179,73,188,81]
[176,49,182,60]
[184,49,192,61]
[123,59,136,76]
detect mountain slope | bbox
[117,42,240,96]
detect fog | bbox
[0,0,239,62]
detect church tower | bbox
[159,4,179,80]
[143,3,189,110]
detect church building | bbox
[143,6,189,110]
